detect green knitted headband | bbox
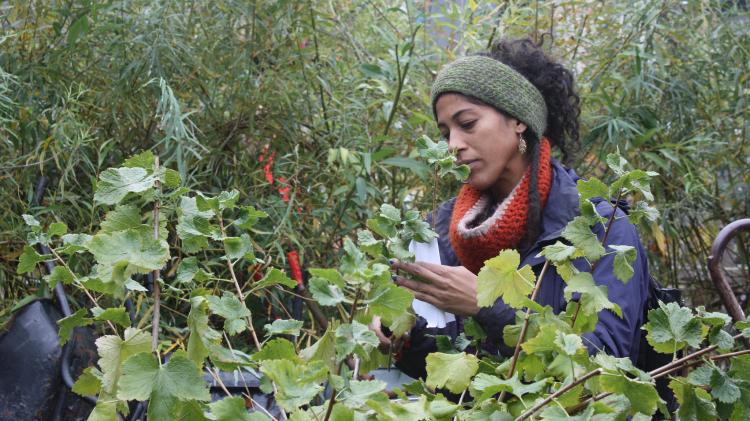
[431,55,548,139]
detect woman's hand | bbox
[390,260,480,317]
[369,316,392,353]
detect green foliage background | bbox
[1,0,749,317]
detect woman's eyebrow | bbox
[438,108,475,128]
[451,108,474,121]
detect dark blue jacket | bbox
[395,160,651,380]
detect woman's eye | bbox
[460,120,476,130]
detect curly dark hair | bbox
[482,38,581,161]
[481,38,581,247]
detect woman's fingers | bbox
[390,260,447,284]
[394,275,441,305]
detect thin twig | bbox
[48,247,117,334]
[151,156,162,354]
[516,368,603,420]
[571,189,624,328]
[498,261,551,403]
[218,213,262,351]
[568,333,749,415]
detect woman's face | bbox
[435,93,528,198]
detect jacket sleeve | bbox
[473,297,517,356]
[579,202,650,360]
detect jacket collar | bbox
[520,159,581,266]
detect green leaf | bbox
[335,321,379,360]
[309,277,346,306]
[644,301,704,354]
[209,396,262,421]
[177,257,204,283]
[470,373,547,402]
[403,217,438,244]
[187,296,221,366]
[379,203,401,222]
[729,355,750,382]
[629,201,660,224]
[72,366,102,397]
[45,266,74,288]
[223,233,253,260]
[425,352,478,393]
[522,324,559,354]
[207,292,251,335]
[160,168,181,189]
[708,329,734,351]
[17,245,48,274]
[357,229,383,257]
[606,153,629,177]
[88,401,117,421]
[538,241,578,262]
[260,359,328,411]
[609,244,637,283]
[59,233,92,254]
[708,366,741,404]
[264,319,303,336]
[22,214,41,229]
[341,380,387,408]
[476,249,536,309]
[176,196,215,253]
[599,372,659,415]
[92,306,131,328]
[670,379,717,421]
[48,222,68,238]
[123,150,155,169]
[564,272,622,317]
[308,268,345,288]
[94,167,156,205]
[299,327,336,372]
[252,338,299,362]
[96,327,152,394]
[340,237,369,277]
[57,308,93,346]
[100,205,142,233]
[237,205,268,230]
[87,228,169,273]
[388,310,416,338]
[540,406,594,420]
[366,216,397,239]
[118,351,210,418]
[254,267,297,290]
[577,178,609,201]
[562,216,606,261]
[555,331,584,356]
[367,283,413,324]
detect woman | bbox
[374,39,651,380]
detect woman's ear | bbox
[514,120,528,134]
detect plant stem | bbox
[218,213,263,352]
[48,245,117,334]
[323,390,337,421]
[152,156,162,354]
[349,286,362,323]
[649,332,745,378]
[499,260,550,402]
[516,368,603,420]
[568,333,748,415]
[571,189,624,328]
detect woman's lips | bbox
[457,159,479,169]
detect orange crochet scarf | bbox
[449,139,553,274]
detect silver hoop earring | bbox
[518,135,527,154]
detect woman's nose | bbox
[448,133,467,152]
